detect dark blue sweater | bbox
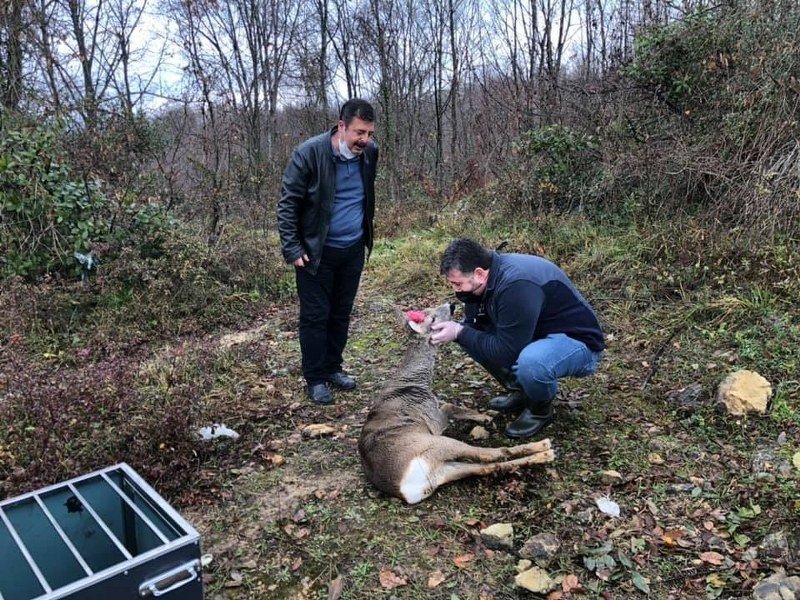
[457,252,605,369]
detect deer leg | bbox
[429,452,555,489]
[440,402,493,424]
[424,435,552,464]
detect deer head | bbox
[406,303,455,337]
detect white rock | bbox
[480,523,514,550]
[469,426,490,440]
[514,567,557,593]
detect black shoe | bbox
[487,390,525,412]
[307,383,334,405]
[505,404,553,439]
[327,372,356,390]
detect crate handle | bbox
[139,559,200,597]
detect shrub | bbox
[503,125,601,213]
[0,119,107,279]
[0,116,176,281]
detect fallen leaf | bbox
[453,553,475,568]
[328,576,344,600]
[291,557,303,571]
[700,551,725,565]
[793,451,800,471]
[427,570,446,588]
[379,569,407,589]
[631,571,651,593]
[303,423,336,438]
[561,573,582,592]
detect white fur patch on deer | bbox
[358,303,555,504]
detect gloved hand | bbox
[430,321,463,345]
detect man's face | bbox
[338,117,376,154]
[445,268,488,296]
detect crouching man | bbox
[430,238,605,439]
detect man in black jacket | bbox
[431,238,605,439]
[277,99,379,405]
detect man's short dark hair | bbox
[440,238,493,275]
[339,98,376,125]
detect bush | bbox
[620,0,800,234]
[0,116,176,281]
[503,125,601,213]
[0,118,107,278]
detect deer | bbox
[358,303,555,504]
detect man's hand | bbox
[430,321,463,345]
[293,254,310,267]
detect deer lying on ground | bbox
[358,303,555,504]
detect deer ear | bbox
[407,319,428,334]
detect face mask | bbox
[338,138,357,160]
[455,291,483,303]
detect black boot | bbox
[487,390,525,412]
[505,401,553,439]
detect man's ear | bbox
[474,267,489,285]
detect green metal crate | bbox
[0,463,203,599]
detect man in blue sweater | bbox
[431,238,604,439]
[277,99,379,405]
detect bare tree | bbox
[1,0,28,110]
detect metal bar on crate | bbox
[120,464,198,536]
[0,505,53,594]
[66,483,134,561]
[100,472,171,545]
[33,493,93,577]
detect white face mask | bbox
[338,137,357,160]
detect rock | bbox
[717,370,771,415]
[480,523,514,551]
[516,559,532,572]
[752,449,793,479]
[600,470,623,485]
[469,425,490,440]
[669,383,705,416]
[752,569,800,600]
[519,533,560,567]
[514,566,557,594]
[302,423,336,437]
[760,532,790,560]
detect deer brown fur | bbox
[358,303,555,504]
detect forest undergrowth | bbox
[1,209,798,599]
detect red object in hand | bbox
[406,310,426,323]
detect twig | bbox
[640,325,687,390]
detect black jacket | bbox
[277,127,379,274]
[458,252,605,369]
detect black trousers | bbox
[295,242,365,385]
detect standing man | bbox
[430,238,604,439]
[278,99,379,405]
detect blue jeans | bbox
[466,334,601,407]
